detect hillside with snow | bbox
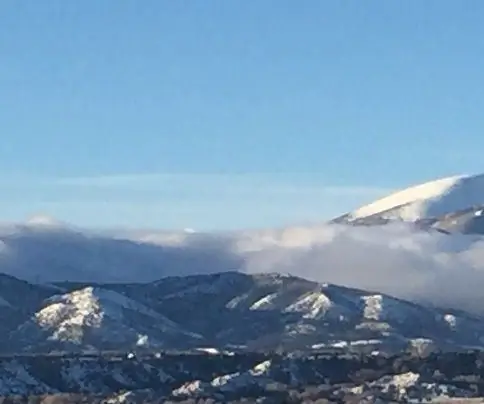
[2,271,484,354]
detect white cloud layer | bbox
[1,221,484,315]
[234,223,484,314]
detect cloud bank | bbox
[234,224,484,314]
[1,221,484,314]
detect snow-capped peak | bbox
[347,173,484,222]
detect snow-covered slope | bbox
[339,173,484,222]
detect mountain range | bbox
[1,270,484,354]
[1,173,484,356]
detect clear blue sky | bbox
[1,1,484,230]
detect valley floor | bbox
[1,351,484,403]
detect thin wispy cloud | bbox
[50,172,390,196]
[0,173,391,229]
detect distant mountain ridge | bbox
[1,271,484,354]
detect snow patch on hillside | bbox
[39,287,169,328]
[24,286,198,344]
[284,292,333,319]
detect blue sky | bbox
[1,1,484,229]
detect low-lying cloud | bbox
[1,222,484,314]
[235,224,484,313]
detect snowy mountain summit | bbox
[333,173,484,233]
